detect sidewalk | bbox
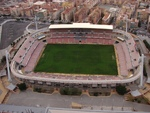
[0,77,9,104]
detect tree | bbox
[17,83,27,91]
[51,20,54,24]
[143,40,150,51]
[33,87,42,93]
[148,26,150,33]
[93,92,99,96]
[1,56,6,64]
[11,42,15,47]
[143,65,147,77]
[60,88,81,95]
[146,5,149,9]
[149,59,150,66]
[138,21,141,27]
[101,12,104,18]
[116,85,127,95]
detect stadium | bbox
[11,23,142,89]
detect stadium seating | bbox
[21,41,40,66]
[115,43,128,76]
[24,42,45,72]
[13,37,35,64]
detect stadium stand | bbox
[24,42,45,73]
[11,24,142,88]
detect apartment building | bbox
[10,6,22,17]
[23,6,34,17]
[74,6,89,22]
[39,2,63,20]
[83,0,99,9]
[121,3,136,18]
[52,0,67,2]
[128,18,139,29]
[136,9,150,22]
[49,5,63,20]
[102,11,112,24]
[115,14,128,28]
[0,7,11,16]
[34,1,46,9]
[62,1,75,9]
[75,0,85,7]
[101,0,125,6]
[114,0,125,6]
[88,7,101,24]
[35,8,47,20]
[61,7,76,22]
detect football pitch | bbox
[34,44,118,75]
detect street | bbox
[7,89,150,112]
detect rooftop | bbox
[34,1,46,6]
[49,23,113,30]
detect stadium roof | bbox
[49,23,113,30]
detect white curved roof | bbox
[49,23,113,30]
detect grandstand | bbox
[11,23,141,89]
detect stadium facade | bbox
[11,23,143,89]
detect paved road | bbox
[7,90,150,112]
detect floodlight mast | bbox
[139,54,144,88]
[126,17,128,33]
[5,50,12,82]
[35,15,38,31]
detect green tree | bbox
[93,92,99,96]
[11,42,15,47]
[143,65,147,77]
[60,88,81,95]
[138,21,141,27]
[51,20,54,24]
[1,56,6,64]
[17,83,27,91]
[143,40,150,51]
[148,26,150,33]
[116,85,127,95]
[101,12,104,18]
[149,59,150,66]
[146,5,149,9]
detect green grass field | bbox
[34,44,118,75]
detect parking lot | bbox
[0,18,6,24]
[0,21,29,49]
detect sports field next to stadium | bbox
[34,44,118,75]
